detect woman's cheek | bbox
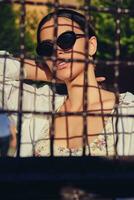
[73,40,85,57]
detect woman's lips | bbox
[57,62,68,70]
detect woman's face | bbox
[39,17,97,82]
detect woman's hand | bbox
[9,123,17,149]
[96,76,106,83]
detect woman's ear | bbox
[88,36,97,56]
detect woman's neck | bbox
[65,66,105,111]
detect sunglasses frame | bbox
[36,31,85,57]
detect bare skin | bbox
[9,123,17,149]
[14,59,107,150]
[22,58,105,83]
[38,17,116,150]
[13,29,106,153]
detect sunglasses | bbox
[36,31,85,57]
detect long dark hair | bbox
[37,8,96,44]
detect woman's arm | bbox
[23,59,106,83]
[23,59,51,81]
[0,51,61,82]
[0,51,105,83]
[23,59,63,83]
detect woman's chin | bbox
[56,75,73,82]
[56,70,74,82]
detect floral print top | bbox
[35,92,134,156]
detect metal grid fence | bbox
[0,0,134,156]
[0,0,134,198]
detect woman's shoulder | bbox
[118,92,134,114]
[115,92,134,155]
[119,92,134,105]
[118,92,134,112]
[117,92,134,131]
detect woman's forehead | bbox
[40,17,83,40]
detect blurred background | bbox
[0,1,134,198]
[0,0,134,92]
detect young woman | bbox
[34,9,134,156]
[0,50,66,156]
[0,10,105,157]
[0,51,104,157]
[1,9,134,157]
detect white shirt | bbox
[0,51,65,156]
[0,51,134,157]
[34,92,134,156]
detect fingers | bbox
[96,77,106,82]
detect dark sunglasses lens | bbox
[36,41,53,57]
[57,31,76,50]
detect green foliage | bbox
[120,15,134,60]
[0,5,19,53]
[1,1,134,60]
[78,0,134,60]
[92,11,115,60]
[0,4,35,57]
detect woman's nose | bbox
[56,47,64,55]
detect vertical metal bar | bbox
[16,0,25,157]
[2,53,7,110]
[82,0,91,156]
[114,0,122,156]
[50,0,59,156]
